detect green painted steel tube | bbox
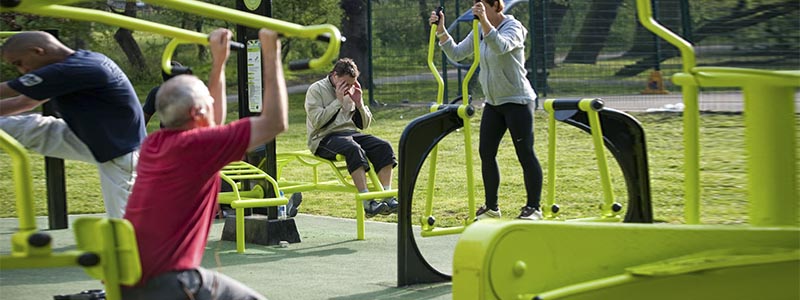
[420,225,466,237]
[144,0,340,70]
[579,99,616,216]
[636,0,701,224]
[635,0,694,73]
[99,219,123,300]
[230,198,288,209]
[690,68,800,227]
[423,14,445,232]
[0,251,85,269]
[671,76,701,224]
[544,99,558,219]
[460,104,477,222]
[428,24,445,106]
[161,39,192,76]
[0,130,36,231]
[1,3,210,46]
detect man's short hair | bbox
[155,75,207,128]
[331,58,359,78]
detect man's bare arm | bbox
[0,82,21,99]
[207,28,232,126]
[0,95,44,116]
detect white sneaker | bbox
[517,206,543,220]
[475,205,501,221]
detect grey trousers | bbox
[121,267,267,300]
[0,114,137,218]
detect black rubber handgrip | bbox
[550,98,604,111]
[432,7,443,25]
[229,41,245,50]
[289,59,311,71]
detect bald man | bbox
[121,28,285,299]
[0,31,145,218]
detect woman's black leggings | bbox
[479,102,543,210]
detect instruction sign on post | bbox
[247,39,262,113]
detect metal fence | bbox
[368,0,799,111]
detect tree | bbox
[339,0,370,93]
[563,0,624,64]
[531,0,571,92]
[112,1,146,71]
[616,0,799,76]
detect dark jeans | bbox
[315,131,397,174]
[122,267,266,300]
[479,102,543,210]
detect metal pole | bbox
[43,29,67,230]
[367,0,376,106]
[651,0,661,71]
[679,0,692,43]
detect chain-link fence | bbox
[369,0,799,111]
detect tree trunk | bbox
[563,0,624,64]
[616,0,798,76]
[113,1,146,70]
[195,20,207,60]
[339,0,370,92]
[531,0,570,93]
[418,0,430,45]
[624,0,681,58]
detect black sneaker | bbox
[382,197,399,215]
[287,193,303,218]
[474,205,501,221]
[517,206,543,220]
[365,200,389,218]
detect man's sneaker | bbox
[382,197,399,215]
[517,206,543,220]
[365,200,389,218]
[287,192,303,218]
[475,205,501,221]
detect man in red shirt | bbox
[122,28,286,300]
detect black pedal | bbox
[53,289,105,300]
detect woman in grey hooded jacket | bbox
[430,0,543,220]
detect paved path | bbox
[0,214,457,300]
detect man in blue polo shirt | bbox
[0,31,145,218]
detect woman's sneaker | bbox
[517,206,543,220]
[475,205,501,221]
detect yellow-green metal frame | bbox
[636,0,798,226]
[218,161,288,253]
[273,150,397,240]
[543,98,621,222]
[1,0,341,71]
[419,19,479,237]
[451,1,799,298]
[0,130,141,300]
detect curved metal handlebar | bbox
[142,0,342,70]
[427,7,445,107]
[461,19,480,105]
[161,38,243,76]
[1,0,341,71]
[635,0,695,73]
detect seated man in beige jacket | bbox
[304,58,397,217]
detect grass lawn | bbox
[1,92,795,226]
